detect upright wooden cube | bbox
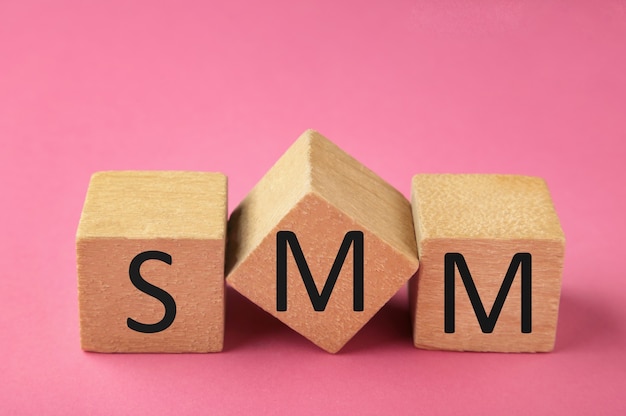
[410,174,565,352]
[77,171,227,352]
[226,130,419,353]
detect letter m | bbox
[444,253,532,334]
[276,231,364,312]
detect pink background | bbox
[1,0,625,414]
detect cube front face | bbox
[76,171,227,353]
[228,193,417,353]
[78,239,225,352]
[411,239,564,352]
[410,174,565,352]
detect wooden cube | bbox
[77,171,227,352]
[226,130,419,353]
[410,174,565,352]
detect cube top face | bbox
[227,130,419,353]
[410,174,565,352]
[77,171,227,353]
[308,132,418,261]
[411,174,565,242]
[227,130,418,275]
[77,171,227,240]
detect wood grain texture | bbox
[77,171,227,352]
[226,130,419,353]
[410,174,565,352]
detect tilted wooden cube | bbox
[410,174,565,352]
[77,171,227,352]
[226,130,419,353]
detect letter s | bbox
[127,251,177,333]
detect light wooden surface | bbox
[77,171,227,352]
[226,130,419,353]
[410,174,565,352]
